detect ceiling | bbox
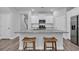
[9,7,74,17]
[0,7,74,15]
[11,7,74,13]
[0,7,11,13]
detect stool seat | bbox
[44,38,57,41]
[44,37,57,51]
[23,36,36,51]
[23,37,36,42]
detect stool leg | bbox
[55,42,57,51]
[23,42,25,51]
[44,42,46,51]
[52,42,54,51]
[25,42,27,50]
[24,42,27,51]
[33,42,35,50]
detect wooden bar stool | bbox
[23,36,36,51]
[44,37,57,51]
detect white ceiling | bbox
[11,7,74,13]
[0,7,74,14]
[10,7,74,17]
[0,7,11,13]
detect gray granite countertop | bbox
[14,29,68,33]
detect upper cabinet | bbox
[31,14,53,23]
[30,14,54,30]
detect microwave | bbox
[39,20,46,24]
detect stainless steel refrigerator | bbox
[71,15,79,45]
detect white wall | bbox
[0,13,12,38]
[54,14,67,39]
[67,7,79,39]
[0,8,21,39]
[54,15,66,31]
[11,13,20,32]
[10,13,21,38]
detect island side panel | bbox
[18,33,24,50]
[56,33,64,50]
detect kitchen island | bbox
[15,29,68,50]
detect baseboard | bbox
[0,38,10,40]
[0,35,19,40]
[63,38,71,40]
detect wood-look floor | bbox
[0,38,79,51]
[64,39,79,51]
[0,38,19,51]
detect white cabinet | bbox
[31,16,38,23]
[30,14,54,30]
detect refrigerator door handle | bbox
[72,25,75,30]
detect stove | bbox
[39,25,46,30]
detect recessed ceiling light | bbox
[50,9,53,11]
[31,9,35,11]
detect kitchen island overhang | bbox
[15,29,68,50]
